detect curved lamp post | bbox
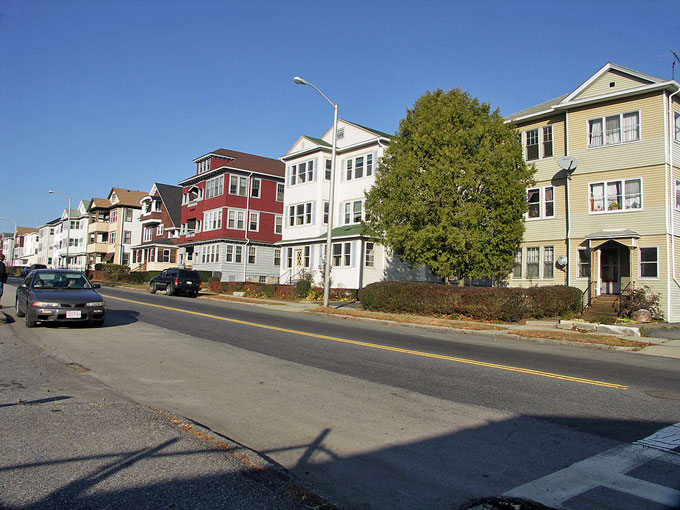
[293,76,338,307]
[49,190,72,269]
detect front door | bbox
[294,248,304,277]
[600,247,620,295]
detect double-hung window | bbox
[249,212,259,231]
[526,247,540,279]
[345,155,374,180]
[204,210,222,231]
[578,249,591,278]
[250,178,261,198]
[289,160,314,185]
[527,187,554,219]
[325,159,332,180]
[344,200,363,224]
[276,183,284,202]
[543,246,554,279]
[227,210,245,230]
[512,249,522,279]
[205,175,224,199]
[589,111,640,147]
[229,175,247,196]
[589,178,641,213]
[275,215,283,234]
[524,126,552,160]
[288,202,313,226]
[365,242,375,267]
[248,246,256,264]
[640,247,658,278]
[332,242,352,267]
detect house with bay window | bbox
[177,148,285,282]
[131,183,182,271]
[506,62,680,321]
[279,119,438,289]
[52,201,89,270]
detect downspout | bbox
[668,87,680,321]
[565,111,571,287]
[243,172,253,282]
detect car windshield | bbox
[32,272,91,290]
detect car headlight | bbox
[86,301,105,307]
[32,302,61,308]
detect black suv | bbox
[21,264,47,277]
[149,268,202,297]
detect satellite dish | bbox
[557,156,578,172]
[556,255,568,268]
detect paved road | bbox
[5,283,680,509]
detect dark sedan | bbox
[15,269,106,327]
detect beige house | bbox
[506,62,680,321]
[87,188,146,268]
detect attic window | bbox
[336,128,344,139]
[609,82,616,88]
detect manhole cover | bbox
[645,390,680,400]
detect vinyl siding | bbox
[569,165,667,237]
[568,93,666,173]
[508,241,567,287]
[573,70,652,101]
[523,178,566,242]
[515,115,565,182]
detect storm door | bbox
[599,247,620,295]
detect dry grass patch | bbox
[508,329,651,348]
[310,306,505,331]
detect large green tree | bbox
[364,88,534,281]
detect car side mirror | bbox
[19,283,26,288]
[92,283,101,289]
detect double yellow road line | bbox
[106,295,628,390]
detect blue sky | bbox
[1,0,679,229]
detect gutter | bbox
[668,87,680,321]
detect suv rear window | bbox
[178,270,200,280]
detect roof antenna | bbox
[672,49,680,81]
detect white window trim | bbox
[289,159,315,186]
[274,215,283,235]
[276,182,285,202]
[639,246,660,280]
[588,177,643,214]
[576,247,592,280]
[250,178,261,198]
[248,211,260,232]
[229,175,248,196]
[343,199,364,225]
[526,186,555,220]
[345,153,375,181]
[288,201,314,227]
[227,208,246,230]
[512,246,557,280]
[587,110,641,149]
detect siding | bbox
[523,178,567,243]
[569,165,667,237]
[515,114,566,182]
[508,241,567,288]
[573,70,652,101]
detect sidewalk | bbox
[196,292,680,359]
[0,320,334,510]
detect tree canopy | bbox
[364,88,534,281]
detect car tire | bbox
[149,283,157,294]
[15,298,25,317]
[166,285,175,296]
[26,310,37,328]
[190,292,198,298]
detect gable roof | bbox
[109,188,147,208]
[505,62,678,123]
[154,183,183,227]
[89,197,111,210]
[16,227,38,236]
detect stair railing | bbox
[581,280,597,314]
[613,281,633,314]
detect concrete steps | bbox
[583,295,619,321]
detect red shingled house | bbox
[177,148,285,282]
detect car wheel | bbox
[26,310,37,328]
[166,285,175,296]
[149,283,157,294]
[190,292,198,298]
[15,298,25,317]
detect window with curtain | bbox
[512,248,522,279]
[588,119,603,147]
[624,179,642,209]
[607,181,622,210]
[605,115,621,145]
[622,112,640,142]
[590,183,605,212]
[543,246,554,279]
[526,247,540,279]
[544,187,554,217]
[527,188,540,218]
[542,126,553,158]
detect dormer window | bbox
[186,185,200,203]
[198,159,211,174]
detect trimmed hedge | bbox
[358,282,582,322]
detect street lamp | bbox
[49,191,72,269]
[0,217,17,269]
[293,76,338,307]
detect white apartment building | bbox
[37,218,60,267]
[14,227,40,267]
[279,119,438,289]
[52,201,89,270]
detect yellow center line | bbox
[104,294,628,390]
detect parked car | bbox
[20,264,47,277]
[15,269,106,328]
[149,268,201,297]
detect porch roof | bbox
[585,229,640,240]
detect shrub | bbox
[358,282,582,322]
[296,279,312,298]
[619,285,664,321]
[100,263,130,274]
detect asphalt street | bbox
[2,281,679,509]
